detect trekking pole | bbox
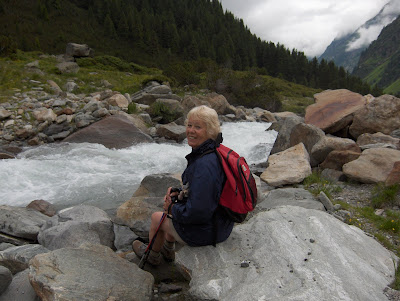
[138,212,167,269]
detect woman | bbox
[133,105,234,265]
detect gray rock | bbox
[0,265,12,295]
[113,224,138,252]
[0,244,49,274]
[65,43,93,57]
[63,114,153,149]
[258,187,325,211]
[0,269,39,301]
[156,122,186,142]
[177,206,396,301]
[29,244,153,301]
[38,205,114,250]
[270,115,304,154]
[0,206,50,241]
[56,61,79,74]
[317,191,334,212]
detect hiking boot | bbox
[132,240,161,266]
[161,242,175,262]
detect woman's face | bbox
[186,117,209,149]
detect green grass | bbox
[302,170,342,199]
[384,78,400,96]
[371,183,400,209]
[0,50,167,103]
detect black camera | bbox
[170,187,187,204]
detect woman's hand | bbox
[163,187,179,213]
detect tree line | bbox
[0,0,382,96]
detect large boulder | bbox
[305,89,365,134]
[0,266,12,295]
[176,206,396,301]
[257,187,325,211]
[260,143,311,187]
[115,174,181,238]
[289,122,325,166]
[386,161,400,186]
[37,205,114,250]
[156,122,186,142]
[29,244,153,301]
[65,43,93,57]
[0,206,50,241]
[0,244,49,274]
[343,148,400,184]
[320,149,361,171]
[310,135,360,166]
[357,132,400,150]
[269,115,304,154]
[349,94,400,139]
[63,114,153,149]
[0,269,39,301]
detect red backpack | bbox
[214,144,258,223]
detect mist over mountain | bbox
[352,14,400,96]
[319,0,400,73]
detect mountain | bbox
[319,0,400,73]
[352,14,400,96]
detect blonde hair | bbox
[186,105,220,140]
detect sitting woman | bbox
[133,105,234,265]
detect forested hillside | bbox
[0,0,381,96]
[352,15,400,96]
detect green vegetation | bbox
[149,101,181,124]
[371,183,400,209]
[303,170,342,199]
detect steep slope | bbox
[352,15,400,95]
[319,0,399,73]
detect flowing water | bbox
[0,122,277,211]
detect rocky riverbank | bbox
[1,49,400,300]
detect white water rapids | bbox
[0,122,277,211]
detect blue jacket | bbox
[171,139,234,246]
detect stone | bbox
[176,206,396,301]
[0,109,12,121]
[261,143,312,186]
[305,89,365,133]
[108,93,129,108]
[343,148,400,184]
[56,61,80,74]
[317,191,334,211]
[29,244,153,301]
[320,149,361,171]
[0,265,12,295]
[289,122,325,166]
[0,206,50,241]
[0,244,49,274]
[269,115,304,154]
[65,43,92,57]
[32,108,57,122]
[386,161,400,186]
[26,200,57,217]
[0,269,39,301]
[350,94,400,139]
[156,122,186,142]
[310,135,360,165]
[357,132,400,150]
[257,187,325,211]
[63,114,153,149]
[38,205,114,250]
[113,224,138,252]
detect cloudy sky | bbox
[219,0,399,58]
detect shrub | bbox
[149,101,179,124]
[127,102,137,114]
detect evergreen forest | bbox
[0,0,383,100]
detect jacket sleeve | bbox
[171,155,223,224]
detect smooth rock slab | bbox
[29,244,154,301]
[176,206,397,301]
